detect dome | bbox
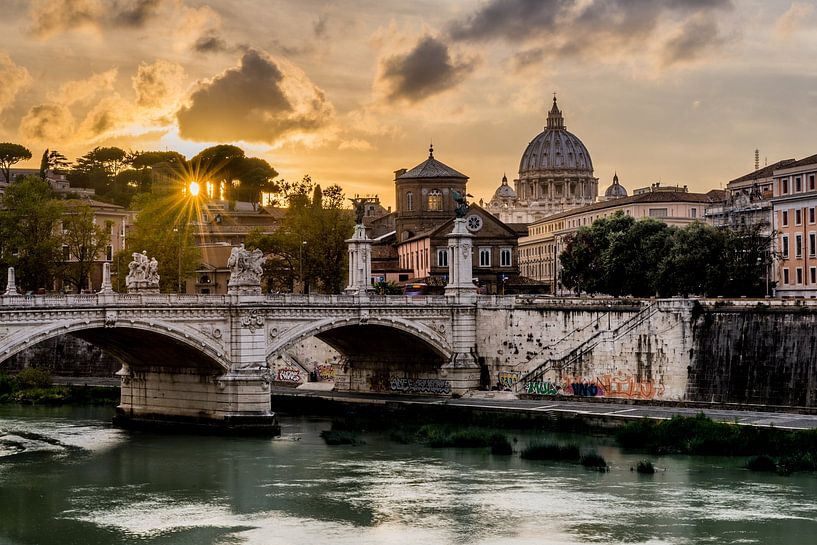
[492,174,516,200]
[518,97,593,175]
[604,173,628,199]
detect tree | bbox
[123,192,200,293]
[0,143,32,183]
[39,149,70,179]
[190,145,278,204]
[60,203,111,291]
[70,147,128,196]
[246,175,352,293]
[0,176,63,291]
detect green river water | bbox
[1,404,816,545]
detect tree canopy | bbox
[190,145,278,204]
[0,143,32,183]
[559,212,772,297]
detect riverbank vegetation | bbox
[617,413,817,475]
[0,369,118,405]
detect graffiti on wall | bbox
[389,377,452,395]
[525,381,560,395]
[276,368,303,383]
[315,364,335,381]
[497,371,520,389]
[524,372,665,400]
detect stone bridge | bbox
[0,290,481,431]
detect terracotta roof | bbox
[727,159,796,185]
[397,148,467,180]
[785,153,817,169]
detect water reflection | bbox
[1,405,816,545]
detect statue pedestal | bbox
[127,281,159,294]
[227,281,262,296]
[444,218,477,302]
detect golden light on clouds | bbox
[0,0,815,207]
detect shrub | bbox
[520,442,580,461]
[490,434,513,455]
[320,430,362,445]
[635,460,655,474]
[580,451,608,470]
[745,455,777,472]
[15,368,52,389]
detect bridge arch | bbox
[267,316,452,367]
[0,318,229,372]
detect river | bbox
[1,404,816,545]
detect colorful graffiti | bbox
[276,368,303,383]
[315,364,336,381]
[525,381,560,395]
[596,372,665,400]
[389,377,452,395]
[498,371,520,389]
[566,381,603,397]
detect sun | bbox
[188,181,201,197]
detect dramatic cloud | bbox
[448,0,733,69]
[49,68,118,106]
[193,32,230,54]
[378,36,477,103]
[19,103,75,141]
[29,0,164,38]
[132,60,186,109]
[176,49,333,144]
[0,52,31,113]
[77,95,135,138]
[774,2,816,38]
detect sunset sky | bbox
[1,0,816,207]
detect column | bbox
[345,224,374,296]
[3,267,20,297]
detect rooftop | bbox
[397,145,467,180]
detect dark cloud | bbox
[112,0,162,27]
[660,15,723,67]
[30,0,165,38]
[448,0,732,68]
[379,36,477,103]
[19,103,75,141]
[193,32,230,54]
[313,14,328,37]
[176,49,332,143]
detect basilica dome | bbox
[492,174,516,200]
[604,173,628,199]
[518,97,593,175]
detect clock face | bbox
[466,214,483,232]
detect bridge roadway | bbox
[271,387,817,430]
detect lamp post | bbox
[173,224,182,293]
[299,240,307,294]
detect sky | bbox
[1,0,816,207]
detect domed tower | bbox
[394,144,468,242]
[515,97,598,216]
[603,172,628,201]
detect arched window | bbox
[427,189,442,211]
[406,191,414,211]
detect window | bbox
[810,175,816,191]
[437,248,448,267]
[106,245,113,261]
[782,178,789,194]
[796,177,802,192]
[796,234,803,257]
[500,247,512,267]
[783,268,790,284]
[782,235,789,258]
[796,209,802,225]
[810,208,815,224]
[427,189,442,211]
[811,233,816,257]
[811,267,816,285]
[782,210,789,226]
[406,191,413,211]
[648,208,668,218]
[690,208,697,219]
[478,247,491,267]
[797,268,803,284]
[62,245,70,261]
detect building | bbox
[771,153,817,297]
[519,183,725,292]
[485,97,598,224]
[371,146,521,292]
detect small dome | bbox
[492,174,516,199]
[604,173,628,199]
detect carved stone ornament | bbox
[241,309,264,332]
[126,251,160,293]
[227,243,266,295]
